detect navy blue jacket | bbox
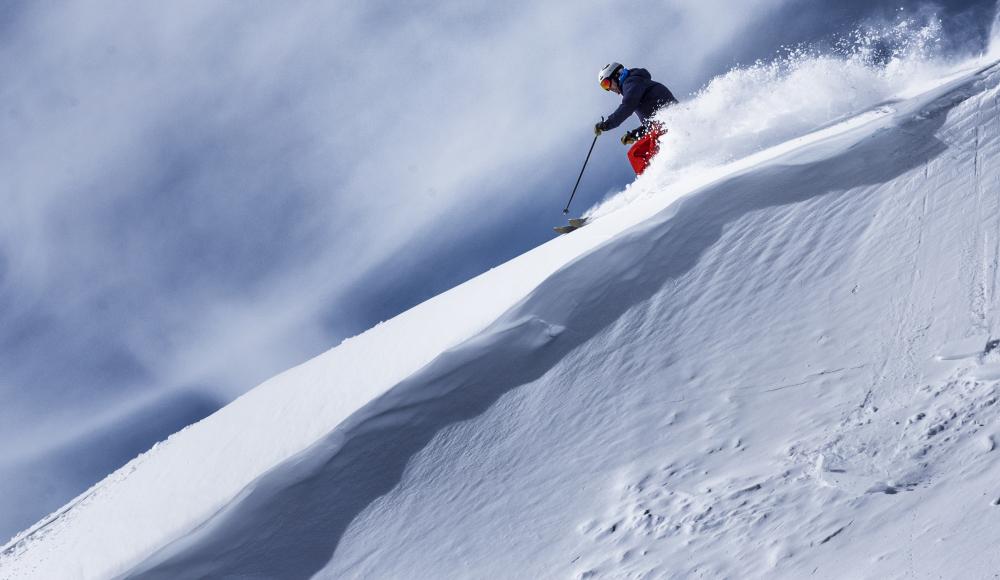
[598,68,677,131]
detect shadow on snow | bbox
[127,84,965,580]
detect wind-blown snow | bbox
[5,46,1000,580]
[589,19,953,218]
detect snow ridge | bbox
[5,55,1000,580]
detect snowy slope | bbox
[5,54,1000,579]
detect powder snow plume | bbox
[588,15,958,217]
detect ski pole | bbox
[563,117,603,214]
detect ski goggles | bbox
[600,77,613,91]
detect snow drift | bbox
[5,35,1000,580]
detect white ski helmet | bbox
[598,62,624,88]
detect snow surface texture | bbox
[6,49,1000,580]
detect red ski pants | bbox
[627,128,663,175]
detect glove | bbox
[621,128,641,146]
[594,122,605,136]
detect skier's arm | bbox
[599,83,643,131]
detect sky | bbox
[1,0,997,543]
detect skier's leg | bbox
[627,129,664,175]
[628,135,656,175]
[627,142,646,174]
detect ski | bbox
[554,217,589,235]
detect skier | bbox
[554,63,679,235]
[594,63,678,175]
